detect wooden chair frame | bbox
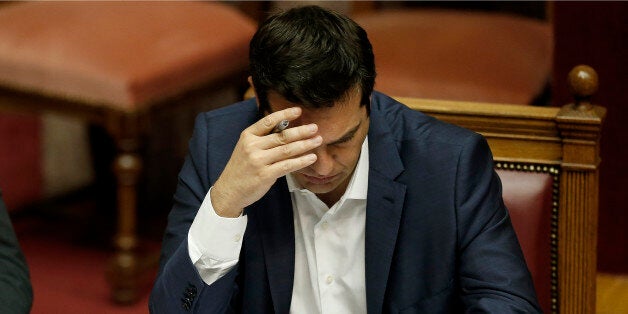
[397,66,605,313]
[0,72,247,303]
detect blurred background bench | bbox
[0,1,255,306]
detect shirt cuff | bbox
[188,187,248,283]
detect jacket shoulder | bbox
[199,98,258,125]
[371,91,480,148]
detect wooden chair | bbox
[399,65,604,313]
[0,2,256,303]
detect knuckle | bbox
[262,116,273,128]
[281,144,292,156]
[275,132,287,145]
[249,152,263,165]
[256,168,266,178]
[242,141,256,155]
[240,129,252,140]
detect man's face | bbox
[266,89,370,204]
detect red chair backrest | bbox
[498,168,554,313]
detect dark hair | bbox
[249,5,376,114]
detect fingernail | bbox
[291,107,301,116]
[307,154,317,162]
[308,124,318,133]
[312,136,322,144]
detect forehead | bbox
[266,90,363,121]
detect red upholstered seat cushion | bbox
[355,10,552,104]
[497,169,553,313]
[0,2,256,111]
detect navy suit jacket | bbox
[150,92,541,313]
[0,191,33,314]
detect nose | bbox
[309,146,335,176]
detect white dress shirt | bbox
[188,137,369,313]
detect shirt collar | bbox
[286,136,369,201]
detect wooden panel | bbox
[397,97,564,164]
[597,273,628,314]
[559,171,599,313]
[486,137,562,164]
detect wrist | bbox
[210,184,244,218]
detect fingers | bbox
[237,106,322,180]
[265,154,318,179]
[249,107,301,136]
[257,135,322,165]
[259,123,319,149]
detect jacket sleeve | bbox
[149,113,240,313]
[0,191,33,314]
[454,134,542,313]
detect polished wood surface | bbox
[399,65,605,313]
[397,97,563,164]
[597,273,628,314]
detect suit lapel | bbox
[365,107,406,313]
[253,177,295,313]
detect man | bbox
[151,6,540,313]
[0,190,33,314]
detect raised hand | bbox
[210,107,321,217]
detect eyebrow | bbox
[328,121,362,146]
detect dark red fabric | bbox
[0,2,256,110]
[18,226,154,313]
[0,113,42,210]
[497,169,553,314]
[355,9,552,104]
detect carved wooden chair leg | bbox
[106,114,143,304]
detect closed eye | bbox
[332,134,354,145]
[328,121,361,146]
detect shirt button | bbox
[321,221,329,230]
[233,234,241,242]
[325,275,334,285]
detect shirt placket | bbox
[313,199,344,314]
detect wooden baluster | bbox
[105,112,143,304]
[556,65,606,313]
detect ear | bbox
[245,76,260,107]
